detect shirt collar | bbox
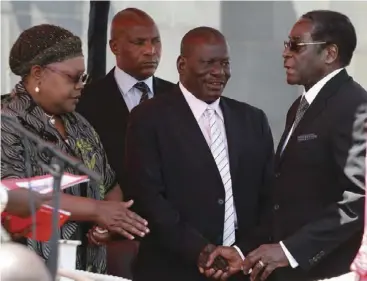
[303,68,343,105]
[114,66,154,95]
[179,82,223,121]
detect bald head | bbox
[180,26,226,57]
[111,8,155,39]
[177,26,230,103]
[109,8,161,80]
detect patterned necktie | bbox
[134,82,150,104]
[206,108,236,246]
[292,96,309,133]
[281,97,310,155]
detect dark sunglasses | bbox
[284,40,327,53]
[45,66,89,85]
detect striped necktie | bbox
[134,82,150,104]
[292,96,309,133]
[206,108,235,246]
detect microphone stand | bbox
[2,114,102,281]
[47,157,64,280]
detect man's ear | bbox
[109,39,119,56]
[177,55,186,74]
[324,44,338,65]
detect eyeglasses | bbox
[284,40,327,53]
[45,66,89,85]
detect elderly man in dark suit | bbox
[207,10,367,281]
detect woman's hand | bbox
[95,200,149,240]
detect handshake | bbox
[197,244,244,280]
[197,243,289,281]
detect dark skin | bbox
[177,30,231,104]
[4,188,51,218]
[205,18,341,281]
[205,246,244,280]
[240,18,340,281]
[21,56,150,241]
[177,27,233,279]
[283,18,340,91]
[109,8,161,81]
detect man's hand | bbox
[204,246,245,280]
[95,199,150,240]
[198,244,229,279]
[243,244,289,281]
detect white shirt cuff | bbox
[233,245,245,260]
[280,241,299,268]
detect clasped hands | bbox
[198,244,289,281]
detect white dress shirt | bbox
[280,68,344,268]
[179,83,244,259]
[114,66,154,112]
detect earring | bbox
[35,86,40,93]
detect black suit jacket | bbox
[76,68,175,187]
[271,70,367,281]
[124,85,274,281]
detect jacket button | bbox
[273,204,280,210]
[275,173,280,178]
[218,199,224,205]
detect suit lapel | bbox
[168,86,224,186]
[103,68,129,121]
[220,99,241,184]
[153,77,164,97]
[275,97,300,164]
[277,69,351,166]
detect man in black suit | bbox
[76,8,174,188]
[76,8,174,278]
[124,26,274,281]
[207,10,367,281]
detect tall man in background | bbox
[76,8,174,278]
[77,8,174,189]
